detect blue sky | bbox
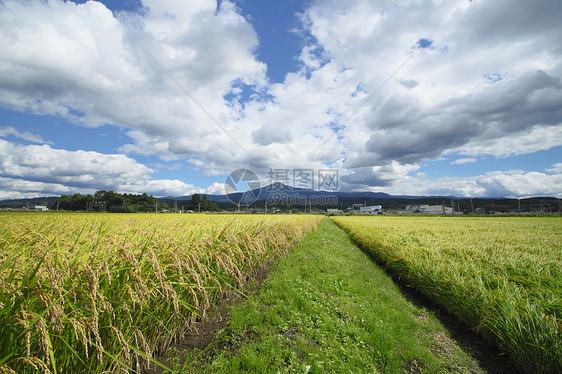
[0,0,561,200]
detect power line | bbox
[311,50,418,156]
[143,49,254,161]
[145,46,419,165]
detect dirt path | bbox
[145,261,275,374]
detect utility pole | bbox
[155,202,157,213]
[198,202,201,213]
[471,199,474,214]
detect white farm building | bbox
[407,204,452,214]
[359,205,382,214]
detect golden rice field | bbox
[0,212,322,373]
[332,216,562,374]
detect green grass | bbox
[177,218,485,373]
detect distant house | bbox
[474,207,486,215]
[359,205,382,214]
[326,208,343,214]
[407,204,452,214]
[34,205,48,212]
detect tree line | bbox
[54,191,165,212]
[53,191,218,212]
[188,193,219,212]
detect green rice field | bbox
[332,216,562,374]
[1,213,560,373]
[0,213,321,373]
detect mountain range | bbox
[165,184,416,203]
[1,184,560,213]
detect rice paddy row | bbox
[332,216,562,374]
[0,213,322,373]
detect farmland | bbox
[1,213,561,373]
[0,213,322,373]
[332,216,562,374]
[176,217,505,373]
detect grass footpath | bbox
[173,218,512,373]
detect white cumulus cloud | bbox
[451,158,478,165]
[0,126,50,143]
[0,139,208,198]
